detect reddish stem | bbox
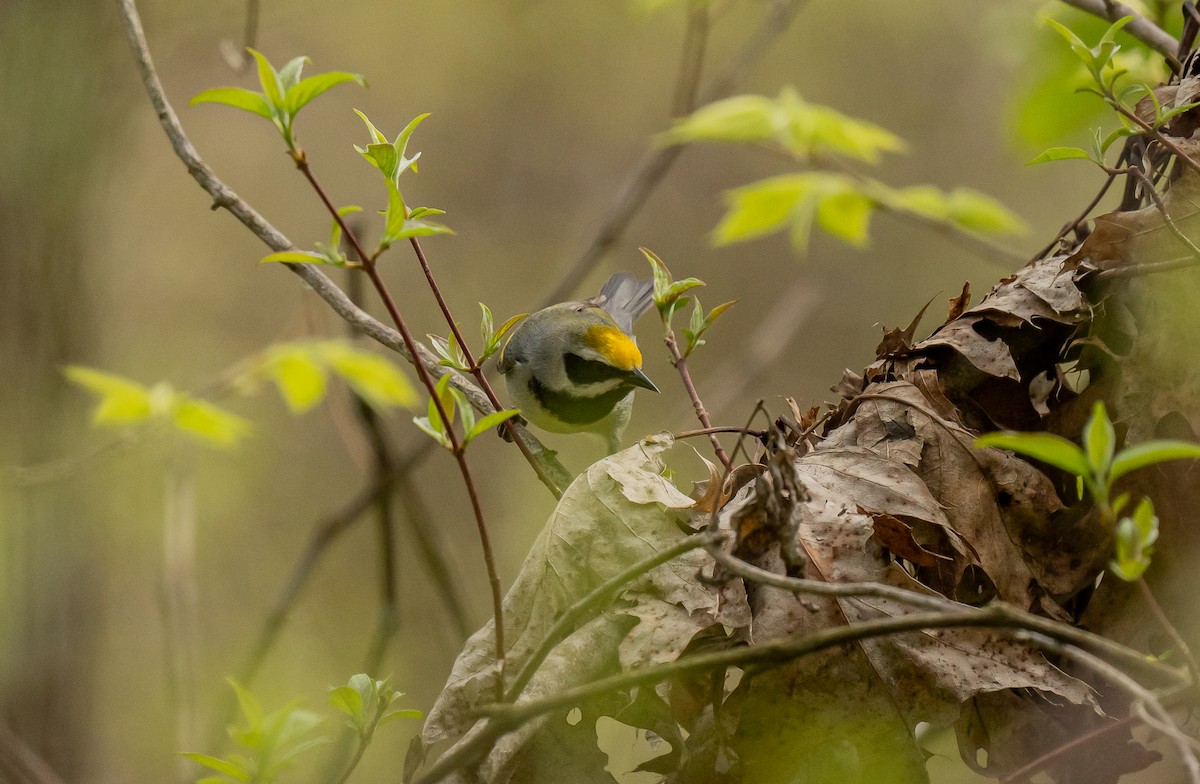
[664,328,733,471]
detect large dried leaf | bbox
[419,436,748,782]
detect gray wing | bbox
[596,272,654,334]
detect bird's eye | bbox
[563,353,628,384]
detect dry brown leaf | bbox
[946,281,971,322]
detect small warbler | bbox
[498,272,658,454]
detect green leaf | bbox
[1045,18,1097,69]
[466,409,521,445]
[170,397,252,447]
[1132,496,1159,547]
[1026,146,1093,165]
[392,113,431,175]
[353,108,388,145]
[413,415,450,446]
[975,431,1090,476]
[1083,401,1116,479]
[285,71,365,115]
[1110,440,1200,482]
[264,345,327,413]
[322,344,418,410]
[64,366,153,425]
[664,277,706,303]
[277,56,310,91]
[247,48,285,110]
[944,188,1027,235]
[387,218,454,242]
[259,250,341,266]
[815,187,873,246]
[329,205,363,250]
[641,247,673,302]
[189,87,273,119]
[407,207,445,220]
[662,94,778,145]
[379,707,424,725]
[227,678,265,729]
[179,753,250,782]
[714,174,812,245]
[360,142,400,181]
[328,685,365,721]
[774,87,906,163]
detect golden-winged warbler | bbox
[498,272,658,454]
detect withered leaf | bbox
[946,281,971,322]
[876,295,936,358]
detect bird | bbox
[498,272,659,454]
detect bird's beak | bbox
[628,367,659,393]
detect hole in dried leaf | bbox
[595,716,673,783]
[566,707,582,726]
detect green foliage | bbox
[641,247,734,357]
[192,50,365,150]
[714,174,1025,251]
[260,206,365,268]
[413,375,518,449]
[351,111,454,254]
[181,679,327,784]
[65,366,251,448]
[329,674,423,738]
[977,402,1200,581]
[252,340,417,413]
[478,303,526,364]
[663,87,906,164]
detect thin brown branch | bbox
[406,236,562,499]
[1058,0,1180,61]
[1138,577,1200,681]
[416,600,1184,784]
[664,328,733,470]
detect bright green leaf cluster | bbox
[181,679,327,784]
[65,366,251,448]
[1112,497,1159,580]
[414,375,519,450]
[479,303,527,365]
[191,50,364,151]
[1045,16,1133,91]
[641,247,734,357]
[351,111,454,254]
[328,674,422,739]
[714,173,1026,251]
[251,340,418,413]
[976,401,1200,581]
[663,87,906,164]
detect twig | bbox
[663,328,733,471]
[415,603,1183,784]
[1031,168,1120,262]
[1058,0,1180,62]
[113,0,568,497]
[1111,164,1200,259]
[406,236,561,499]
[673,425,767,441]
[291,155,509,700]
[1036,635,1200,784]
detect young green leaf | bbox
[264,345,327,414]
[975,431,1090,477]
[1025,146,1093,165]
[466,409,521,445]
[407,207,446,220]
[285,71,365,116]
[64,366,153,425]
[247,48,285,110]
[815,187,873,246]
[1109,439,1200,482]
[379,707,425,725]
[170,398,252,447]
[179,753,250,782]
[353,108,389,146]
[329,685,366,724]
[323,344,418,410]
[259,250,342,266]
[189,87,273,119]
[391,112,431,176]
[277,56,310,91]
[328,204,363,252]
[1083,401,1116,479]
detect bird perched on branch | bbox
[498,272,658,454]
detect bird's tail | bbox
[597,272,654,334]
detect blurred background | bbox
[0,0,1158,781]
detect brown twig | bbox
[1138,577,1200,681]
[291,155,509,699]
[663,327,733,471]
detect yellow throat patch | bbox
[585,324,642,371]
